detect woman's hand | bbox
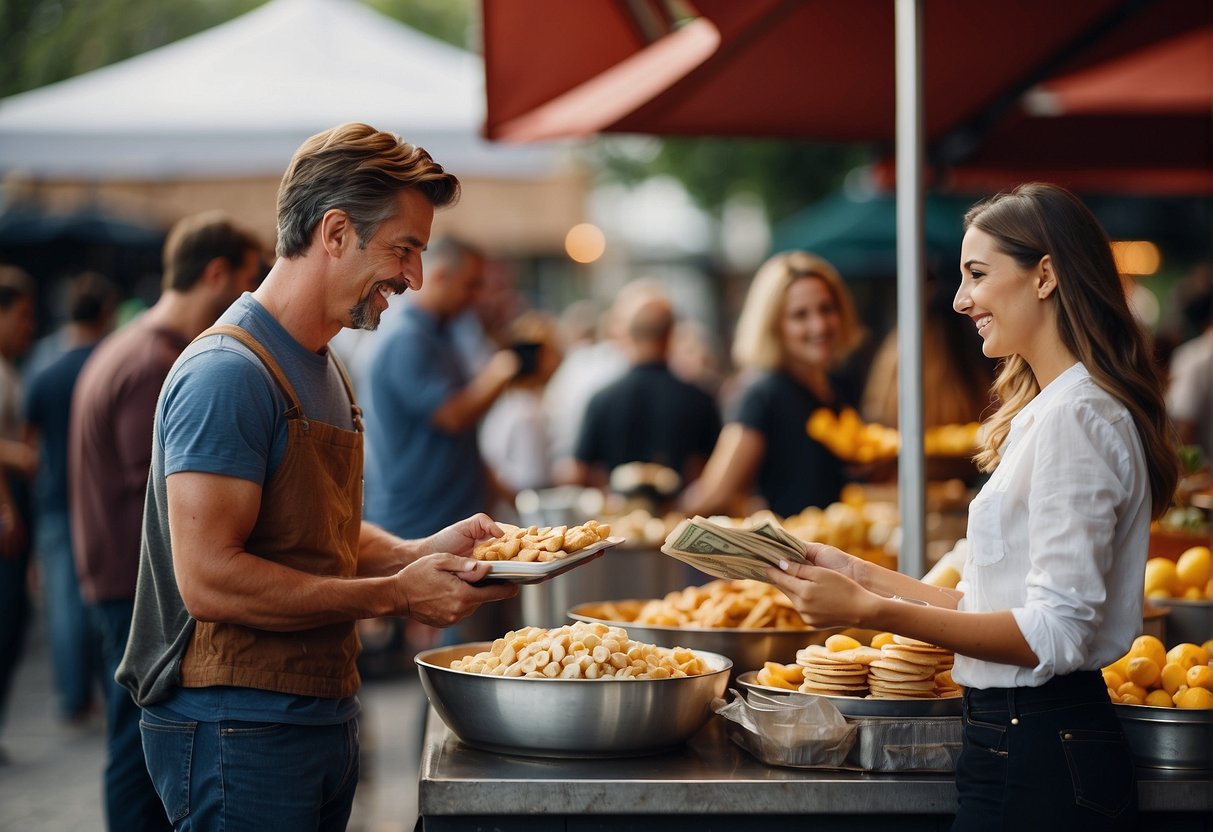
[765,559,880,629]
[801,541,869,584]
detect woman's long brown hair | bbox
[966,183,1179,518]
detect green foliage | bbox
[595,136,872,223]
[366,0,473,49]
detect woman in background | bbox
[769,183,1179,830]
[680,250,864,518]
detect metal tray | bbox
[735,670,962,718]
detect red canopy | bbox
[483,0,1210,146]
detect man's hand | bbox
[392,553,518,627]
[421,513,503,560]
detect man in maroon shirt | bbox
[69,211,262,831]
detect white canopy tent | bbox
[0,0,559,180]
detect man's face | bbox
[347,189,434,331]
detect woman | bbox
[768,183,1178,830]
[680,251,864,518]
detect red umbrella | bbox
[870,23,1213,195]
[483,0,1209,145]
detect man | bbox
[25,271,118,726]
[570,286,721,498]
[116,123,517,830]
[361,237,519,540]
[70,212,263,830]
[0,265,36,760]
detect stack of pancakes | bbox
[867,636,956,699]
[794,635,960,699]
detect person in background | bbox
[1165,286,1212,461]
[479,310,564,519]
[116,124,517,831]
[361,236,521,645]
[769,183,1178,830]
[70,211,263,831]
[861,279,997,484]
[545,295,630,484]
[23,271,119,726]
[568,287,721,502]
[362,237,519,539]
[0,265,37,761]
[680,251,864,518]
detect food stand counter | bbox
[417,708,1211,831]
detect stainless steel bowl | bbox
[568,600,867,676]
[415,642,731,758]
[1115,703,1213,770]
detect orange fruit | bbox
[1143,558,1178,597]
[1166,643,1204,672]
[1175,686,1213,709]
[1186,664,1212,691]
[1117,681,1148,702]
[1119,692,1144,705]
[1102,668,1126,692]
[1144,689,1174,708]
[1160,662,1189,696]
[1175,546,1211,592]
[1129,635,1167,669]
[1203,640,1213,659]
[1126,657,1161,688]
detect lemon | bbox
[1203,640,1213,659]
[1166,642,1204,672]
[1117,681,1148,702]
[1143,558,1178,597]
[1175,546,1212,592]
[1186,664,1212,691]
[1126,656,1161,688]
[1129,634,1167,669]
[1144,689,1174,708]
[1119,692,1144,706]
[825,634,862,652]
[1175,686,1213,709]
[1160,661,1189,695]
[1102,668,1126,692]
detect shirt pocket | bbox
[966,489,1006,566]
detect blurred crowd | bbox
[0,193,1209,821]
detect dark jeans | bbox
[91,600,172,831]
[36,510,100,717]
[140,709,360,831]
[953,670,1138,831]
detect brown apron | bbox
[179,324,364,699]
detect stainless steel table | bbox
[417,707,1212,831]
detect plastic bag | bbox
[713,689,962,772]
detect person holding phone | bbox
[768,183,1179,830]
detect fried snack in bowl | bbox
[569,579,848,674]
[415,621,731,758]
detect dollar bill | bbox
[661,516,806,584]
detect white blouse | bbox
[953,362,1152,690]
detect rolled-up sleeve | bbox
[1012,404,1129,677]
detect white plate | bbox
[477,536,625,585]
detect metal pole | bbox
[894,0,926,578]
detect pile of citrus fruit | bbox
[1102,635,1212,709]
[805,407,981,463]
[1143,545,1211,601]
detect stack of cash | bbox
[660,515,808,583]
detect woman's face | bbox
[779,275,843,370]
[954,226,1047,361]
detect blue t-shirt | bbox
[24,343,97,514]
[152,293,358,725]
[361,304,486,538]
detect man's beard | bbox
[349,293,382,331]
